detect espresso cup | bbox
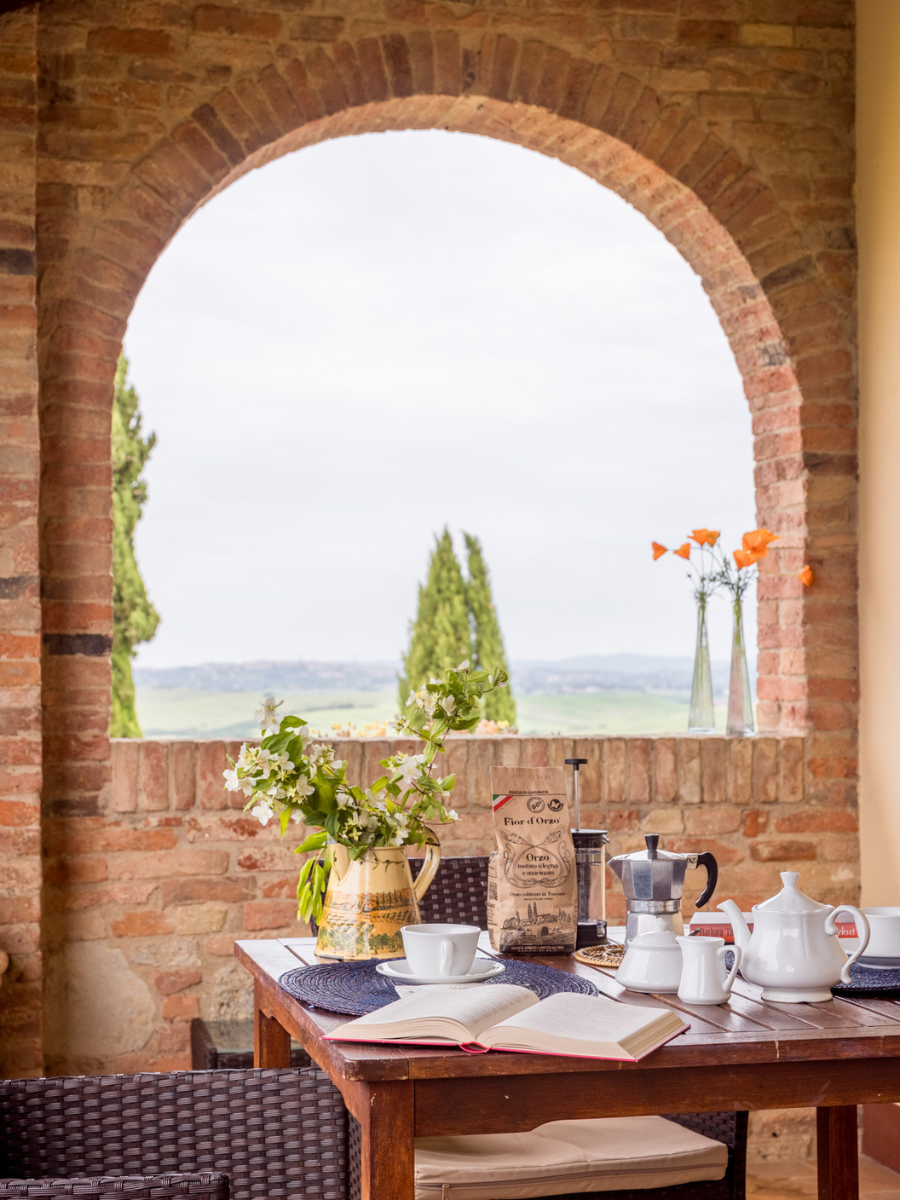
[401,923,480,978]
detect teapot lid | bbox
[629,917,681,949]
[754,871,828,914]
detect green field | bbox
[135,688,729,739]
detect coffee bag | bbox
[487,766,576,954]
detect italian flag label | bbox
[492,793,514,812]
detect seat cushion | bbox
[414,1114,729,1200]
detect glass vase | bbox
[688,595,716,734]
[726,595,755,736]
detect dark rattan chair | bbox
[0,1069,347,1200]
[189,1019,310,1071]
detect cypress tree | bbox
[464,532,516,724]
[399,529,472,708]
[110,354,160,737]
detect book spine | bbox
[687,920,859,942]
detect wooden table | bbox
[236,934,900,1200]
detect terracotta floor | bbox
[748,1157,900,1200]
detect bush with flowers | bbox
[224,661,510,922]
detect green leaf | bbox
[294,829,327,854]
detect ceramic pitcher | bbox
[314,843,441,960]
[676,935,742,1006]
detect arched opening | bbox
[39,92,821,774]
[123,125,756,738]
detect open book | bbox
[323,984,688,1062]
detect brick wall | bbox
[34,732,857,1078]
[0,0,860,1079]
[0,4,42,1078]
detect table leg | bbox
[253,979,291,1067]
[817,1106,859,1200]
[357,1080,415,1200]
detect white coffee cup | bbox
[861,907,900,957]
[401,923,480,977]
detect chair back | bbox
[412,854,489,928]
[0,1070,347,1200]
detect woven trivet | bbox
[831,963,900,996]
[279,957,599,1016]
[572,943,626,969]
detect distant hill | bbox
[134,653,740,697]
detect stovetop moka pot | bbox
[608,834,718,945]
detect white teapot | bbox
[718,872,869,1003]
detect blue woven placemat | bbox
[832,963,900,996]
[279,957,599,1016]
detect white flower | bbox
[267,785,287,801]
[271,752,294,771]
[290,809,303,824]
[396,754,425,787]
[332,758,344,771]
[223,768,241,792]
[336,789,352,809]
[447,809,460,821]
[406,690,417,708]
[254,696,283,733]
[294,775,315,799]
[440,694,456,716]
[457,659,469,670]
[251,800,275,826]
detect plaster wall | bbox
[858,1,900,905]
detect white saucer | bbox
[376,958,505,985]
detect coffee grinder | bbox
[565,757,609,949]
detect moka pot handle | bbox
[694,851,718,908]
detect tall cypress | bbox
[464,533,516,724]
[399,529,472,709]
[110,354,160,737]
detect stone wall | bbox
[0,0,859,1083]
[0,4,42,1079]
[36,731,857,1081]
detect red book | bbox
[687,913,859,942]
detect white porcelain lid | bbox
[629,917,681,948]
[754,871,828,914]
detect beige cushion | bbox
[415,1114,729,1200]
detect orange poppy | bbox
[742,528,779,557]
[673,543,691,560]
[798,565,813,587]
[652,542,668,560]
[690,528,720,547]
[734,548,760,570]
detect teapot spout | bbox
[718,898,750,951]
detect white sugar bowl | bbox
[615,918,684,994]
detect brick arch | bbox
[37,28,855,834]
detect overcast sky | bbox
[124,129,756,671]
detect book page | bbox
[485,992,682,1048]
[331,983,538,1041]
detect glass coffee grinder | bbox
[565,757,610,949]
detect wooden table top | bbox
[236,932,900,1086]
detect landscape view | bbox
[133,655,733,740]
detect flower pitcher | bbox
[315,844,441,959]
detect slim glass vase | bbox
[726,595,755,736]
[688,594,716,734]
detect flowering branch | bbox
[223,661,509,922]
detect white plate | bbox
[376,958,506,985]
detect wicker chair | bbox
[0,1069,347,1200]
